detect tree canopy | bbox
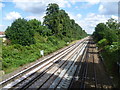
[5,18,35,46]
[43,3,87,39]
[5,3,87,46]
[93,19,118,45]
[92,18,120,80]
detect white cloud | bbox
[70,0,100,9]
[12,0,71,14]
[26,16,40,20]
[65,12,110,34]
[4,11,22,20]
[99,2,118,15]
[14,2,46,15]
[70,0,100,5]
[77,14,82,18]
[25,14,45,22]
[0,2,5,10]
[70,0,119,4]
[67,12,82,21]
[3,0,120,2]
[79,13,109,34]
[111,15,118,20]
[69,13,109,34]
[0,25,7,31]
[71,0,118,10]
[2,0,119,33]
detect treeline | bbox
[92,18,120,87]
[3,3,87,73]
[5,3,87,46]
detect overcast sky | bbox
[0,0,119,34]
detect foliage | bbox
[5,18,35,46]
[93,19,118,44]
[28,19,52,36]
[92,18,120,87]
[93,23,108,42]
[28,19,41,33]
[93,18,119,63]
[2,37,67,73]
[3,3,87,73]
[97,38,108,48]
[43,3,87,39]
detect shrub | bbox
[47,36,58,45]
[97,38,108,48]
[5,18,35,46]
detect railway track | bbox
[82,40,97,88]
[1,37,113,89]
[69,38,113,89]
[1,37,89,89]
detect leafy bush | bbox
[2,35,67,73]
[93,18,120,87]
[5,18,35,46]
[97,38,108,48]
[47,36,58,45]
[2,3,87,74]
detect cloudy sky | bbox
[0,0,119,34]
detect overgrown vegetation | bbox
[5,18,35,46]
[2,3,87,73]
[92,18,120,87]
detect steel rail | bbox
[55,41,88,89]
[26,39,87,89]
[2,37,89,89]
[68,39,90,89]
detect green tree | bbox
[93,23,108,42]
[93,20,118,45]
[43,3,87,40]
[92,18,120,85]
[5,18,35,46]
[28,19,52,36]
[28,19,41,33]
[43,3,60,35]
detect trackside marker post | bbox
[40,50,44,57]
